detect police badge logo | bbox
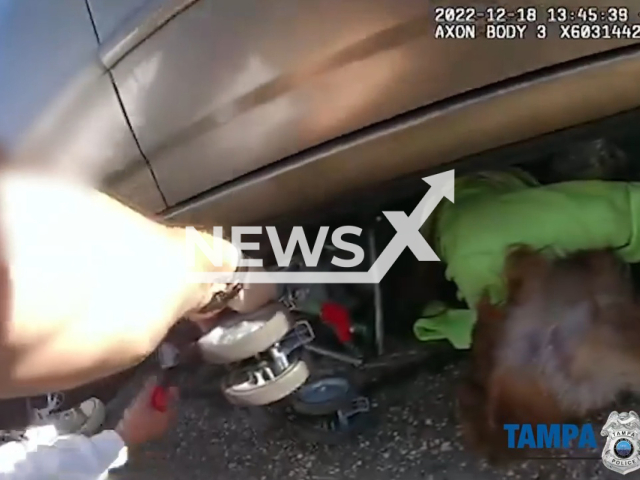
[601,411,640,475]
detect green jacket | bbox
[425,169,640,307]
[414,170,640,349]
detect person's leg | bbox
[0,397,31,431]
[0,168,275,398]
[29,393,106,436]
[0,392,106,447]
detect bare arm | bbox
[0,168,240,398]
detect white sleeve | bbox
[0,430,128,480]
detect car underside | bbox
[172,84,640,446]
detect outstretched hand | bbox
[116,377,179,448]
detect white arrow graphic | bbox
[188,169,455,284]
[369,169,454,282]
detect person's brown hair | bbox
[458,247,640,463]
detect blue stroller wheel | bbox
[292,375,356,415]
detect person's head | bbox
[458,247,640,462]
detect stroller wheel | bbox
[222,357,310,406]
[291,375,356,415]
[291,396,376,444]
[198,303,292,364]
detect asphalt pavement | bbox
[108,360,627,480]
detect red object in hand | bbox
[320,302,353,344]
[151,386,168,412]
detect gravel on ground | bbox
[108,361,623,480]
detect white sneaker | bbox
[0,430,26,443]
[158,342,180,368]
[32,393,106,437]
